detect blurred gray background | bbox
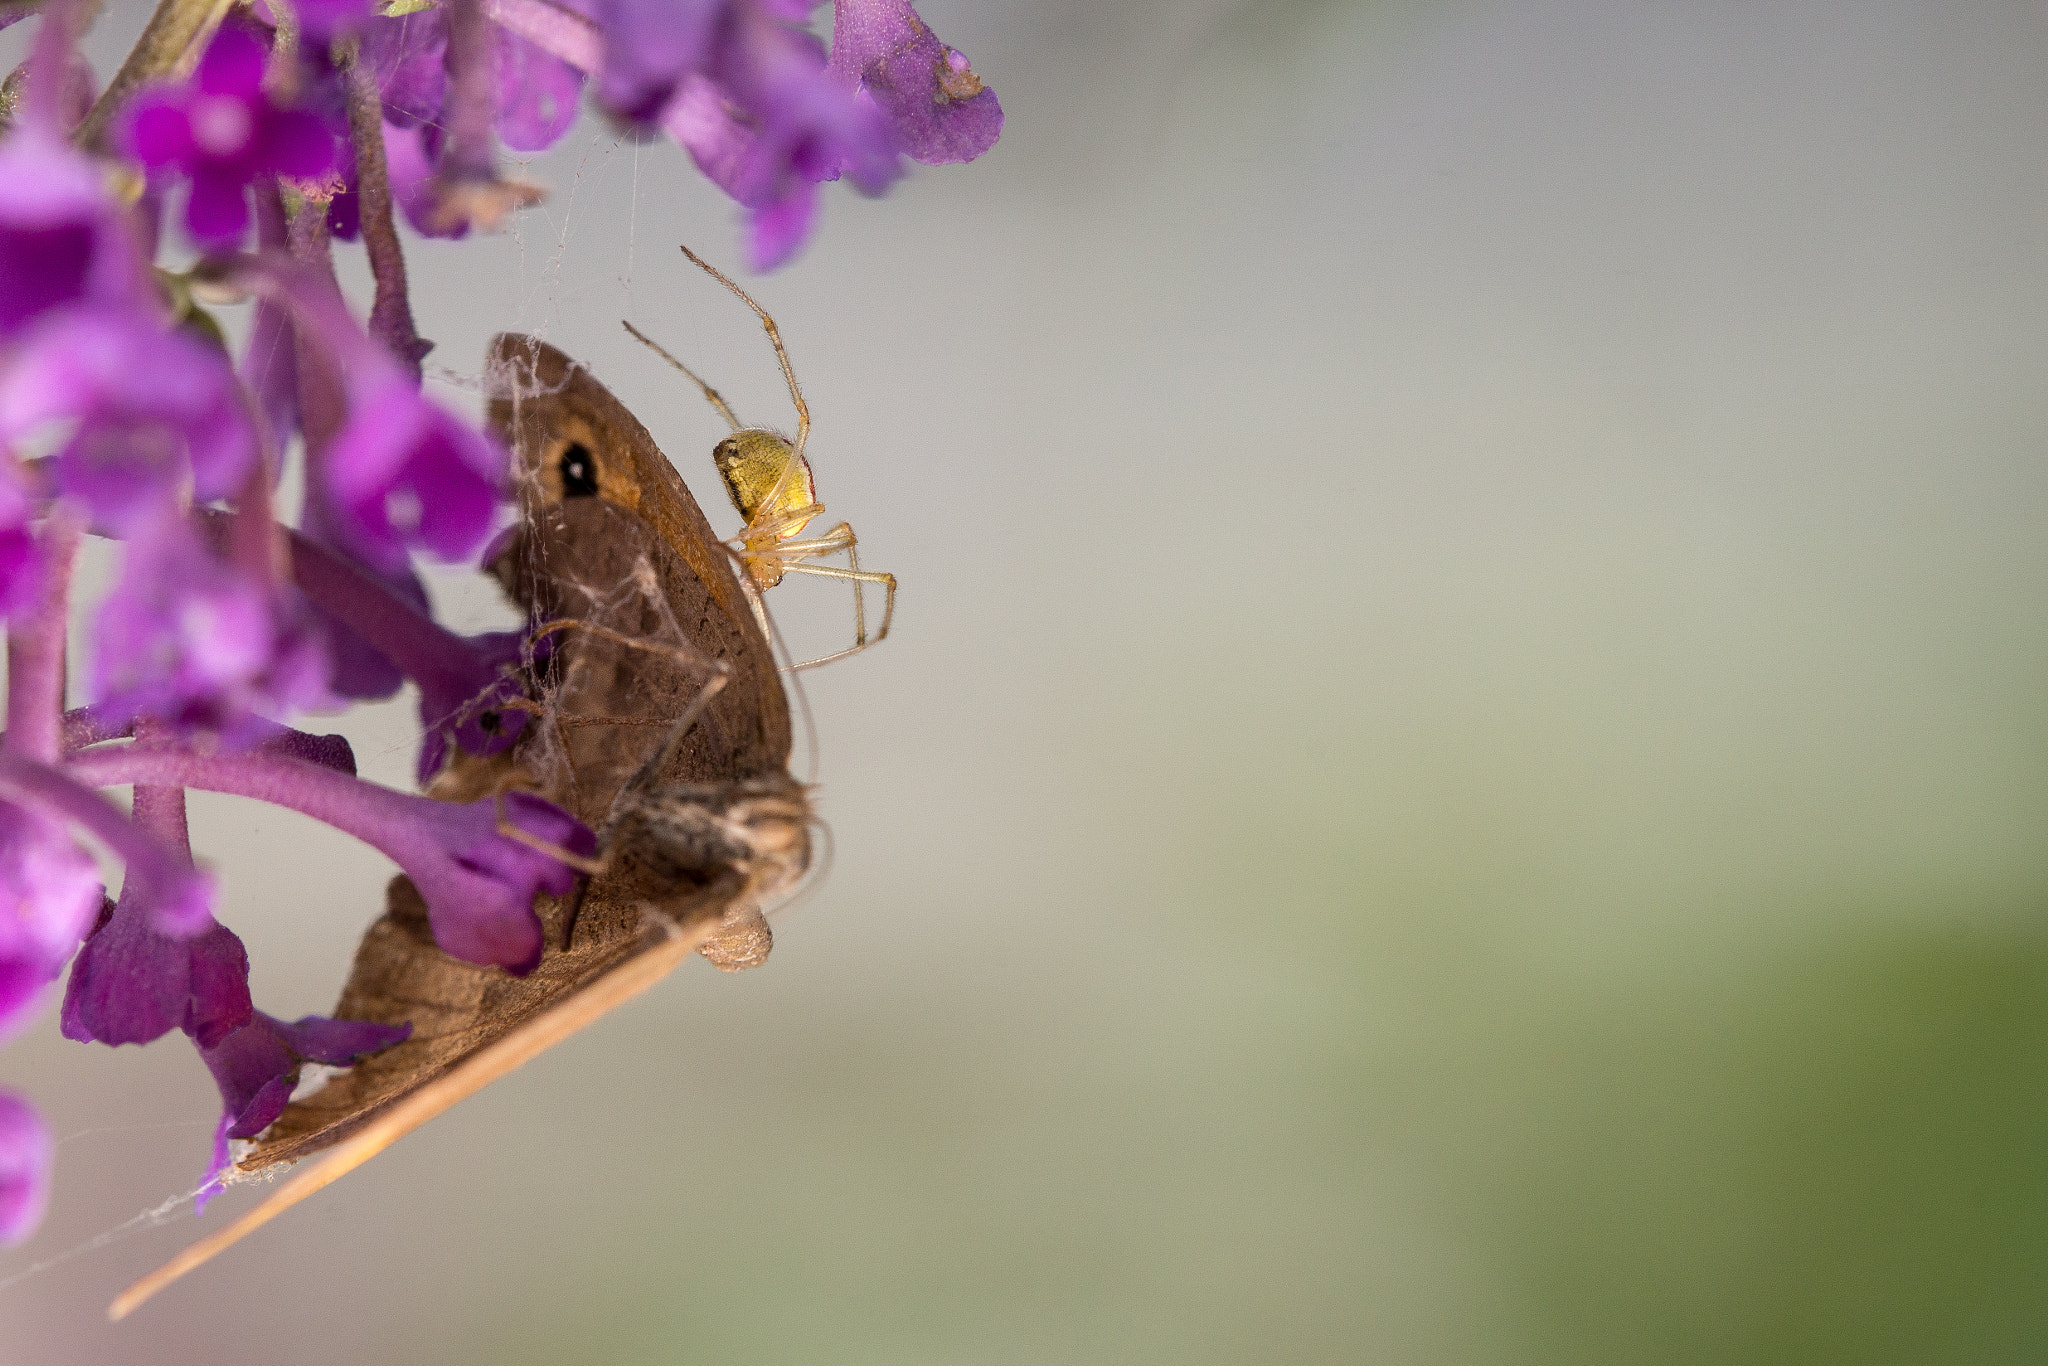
[6,0,2048,1361]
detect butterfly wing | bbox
[112,341,807,1315]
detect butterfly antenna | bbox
[678,244,809,462]
[622,320,743,431]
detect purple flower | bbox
[582,0,737,125]
[0,805,102,1044]
[61,898,254,1050]
[90,524,333,745]
[323,374,508,572]
[0,1090,53,1246]
[327,120,471,244]
[827,0,1002,166]
[123,23,339,248]
[195,1009,408,1207]
[662,16,899,269]
[0,472,39,622]
[412,629,532,783]
[399,790,593,973]
[0,305,258,533]
[496,17,588,151]
[359,6,585,154]
[0,124,146,338]
[361,8,456,128]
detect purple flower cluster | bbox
[1,0,997,1248]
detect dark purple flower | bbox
[0,805,102,1043]
[0,1090,53,1246]
[0,124,146,338]
[61,897,254,1050]
[323,374,508,571]
[195,1009,408,1207]
[123,23,339,248]
[90,524,333,745]
[0,305,258,532]
[827,0,1002,166]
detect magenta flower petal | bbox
[262,108,341,181]
[324,378,508,571]
[60,901,254,1049]
[194,22,267,97]
[281,0,378,40]
[383,120,468,240]
[660,15,901,265]
[60,747,595,977]
[0,476,39,621]
[412,629,533,783]
[496,25,587,151]
[827,0,1001,166]
[124,93,194,166]
[746,182,818,272]
[0,305,258,530]
[586,0,722,124]
[405,791,593,973]
[184,170,252,244]
[122,22,340,248]
[195,1009,409,1207]
[361,8,450,127]
[0,125,145,337]
[0,806,102,1043]
[0,1091,53,1247]
[90,524,334,745]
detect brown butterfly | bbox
[111,332,815,1317]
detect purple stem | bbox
[62,747,501,904]
[0,748,200,899]
[23,0,77,129]
[60,708,133,752]
[53,708,352,775]
[341,48,431,381]
[193,507,506,712]
[232,246,401,393]
[283,526,497,701]
[4,508,81,765]
[129,725,194,868]
[438,0,501,187]
[243,181,298,459]
[251,724,356,775]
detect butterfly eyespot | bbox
[559,442,599,497]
